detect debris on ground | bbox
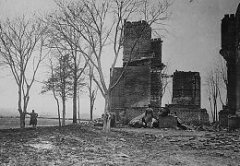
[0,125,240,165]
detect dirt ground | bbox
[0,125,240,166]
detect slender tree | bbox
[41,59,61,128]
[0,16,47,128]
[42,51,73,126]
[206,55,228,122]
[45,13,88,124]
[206,70,221,122]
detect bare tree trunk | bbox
[78,91,80,123]
[88,63,97,121]
[61,57,67,126]
[19,112,26,129]
[209,97,214,122]
[62,97,66,126]
[73,75,78,123]
[215,99,218,122]
[103,94,111,133]
[53,91,61,127]
[89,78,93,121]
[18,83,25,128]
[51,61,61,128]
[56,98,61,127]
[72,55,78,124]
[23,93,30,117]
[213,99,217,122]
[89,79,93,121]
[216,105,218,122]
[90,103,93,121]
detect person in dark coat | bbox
[26,110,38,128]
[142,107,154,128]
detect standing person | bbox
[26,110,38,128]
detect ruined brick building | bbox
[110,20,165,124]
[219,3,240,127]
[166,71,209,125]
[110,20,209,126]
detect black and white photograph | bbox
[0,0,240,165]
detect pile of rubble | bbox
[129,107,189,130]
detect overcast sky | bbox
[0,0,239,118]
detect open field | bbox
[0,125,240,166]
[0,117,79,129]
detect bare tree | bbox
[87,62,98,121]
[0,16,47,128]
[42,51,73,126]
[41,59,61,128]
[52,0,170,132]
[205,53,228,123]
[206,69,221,122]
[44,17,88,124]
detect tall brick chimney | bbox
[123,20,152,63]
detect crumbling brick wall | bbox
[172,71,201,107]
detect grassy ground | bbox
[0,117,73,129]
[0,125,240,166]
